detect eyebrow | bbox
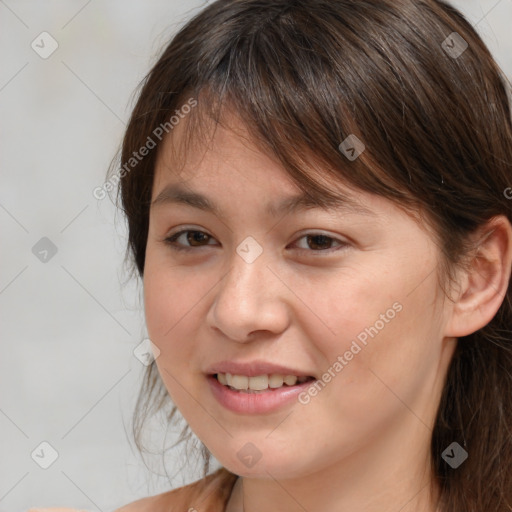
[150,183,375,217]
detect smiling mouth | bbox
[213,373,315,393]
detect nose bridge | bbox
[227,247,267,299]
[222,234,271,299]
[207,241,289,340]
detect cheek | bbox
[143,254,201,373]
[143,248,202,344]
[143,274,176,350]
[143,266,201,416]
[298,259,442,413]
[291,264,401,362]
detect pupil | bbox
[188,231,208,246]
[308,235,331,250]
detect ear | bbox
[445,215,512,338]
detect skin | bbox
[142,111,512,512]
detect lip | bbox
[207,374,316,414]
[205,360,315,378]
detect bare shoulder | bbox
[112,487,203,512]
[113,468,238,512]
[25,499,158,512]
[26,506,153,512]
[112,482,197,512]
[113,494,159,512]
[26,470,237,512]
[27,509,97,512]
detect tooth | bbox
[284,375,297,386]
[217,373,305,390]
[248,375,269,390]
[231,374,249,390]
[269,374,284,388]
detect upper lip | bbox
[206,360,314,378]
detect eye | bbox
[291,233,348,253]
[163,229,218,251]
[163,229,348,255]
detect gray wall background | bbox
[1,1,511,511]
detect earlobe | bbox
[445,215,512,338]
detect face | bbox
[143,113,457,480]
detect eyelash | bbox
[163,229,349,255]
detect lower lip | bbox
[207,375,315,414]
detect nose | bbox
[206,249,291,343]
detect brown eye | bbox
[186,231,211,246]
[164,230,217,251]
[305,234,335,250]
[292,233,347,253]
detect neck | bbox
[228,469,439,512]
[225,417,441,512]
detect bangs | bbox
[162,88,372,212]
[162,10,417,214]
[121,0,511,277]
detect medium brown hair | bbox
[110,0,512,509]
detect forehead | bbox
[154,105,276,180]
[149,103,430,235]
[152,113,377,219]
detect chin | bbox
[216,448,312,480]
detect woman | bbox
[33,0,512,510]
